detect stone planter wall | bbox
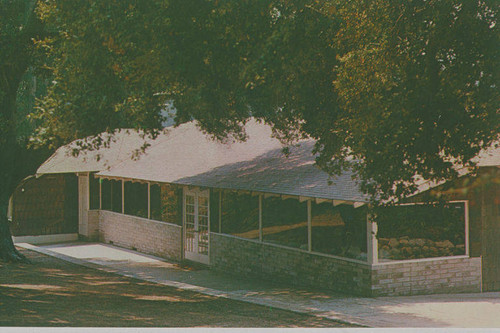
[378,236,466,260]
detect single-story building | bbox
[10,119,499,296]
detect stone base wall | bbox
[210,233,482,296]
[372,257,482,296]
[94,211,482,297]
[210,233,372,296]
[99,210,182,261]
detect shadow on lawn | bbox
[0,249,351,328]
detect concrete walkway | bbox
[17,242,500,328]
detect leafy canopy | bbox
[33,0,499,201]
[1,0,48,212]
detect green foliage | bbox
[329,0,499,200]
[32,0,499,201]
[16,68,47,139]
[0,0,49,214]
[1,0,37,136]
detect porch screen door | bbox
[184,188,210,264]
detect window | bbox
[150,183,181,225]
[209,189,220,233]
[376,202,466,260]
[100,179,122,213]
[101,179,111,210]
[150,184,161,220]
[112,180,122,213]
[311,202,367,260]
[124,181,148,218]
[221,191,259,239]
[262,197,307,249]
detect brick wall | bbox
[210,233,482,296]
[210,233,372,296]
[99,210,182,261]
[372,257,482,296]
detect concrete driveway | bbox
[17,242,500,328]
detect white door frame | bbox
[183,187,210,264]
[77,173,90,237]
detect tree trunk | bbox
[0,0,46,263]
[0,216,29,263]
[0,124,30,263]
[0,85,30,263]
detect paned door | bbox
[183,188,210,264]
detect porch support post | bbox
[464,200,470,257]
[121,180,125,214]
[147,182,151,219]
[218,190,222,233]
[259,194,263,242]
[87,173,91,211]
[78,173,90,237]
[367,212,378,265]
[99,177,102,210]
[307,199,312,252]
[110,180,113,211]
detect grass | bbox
[0,248,355,328]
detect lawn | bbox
[0,248,354,327]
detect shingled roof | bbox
[473,143,500,167]
[96,119,368,202]
[36,118,498,202]
[36,130,153,174]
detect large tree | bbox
[2,0,496,262]
[0,0,50,261]
[35,0,498,200]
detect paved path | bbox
[17,242,500,328]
